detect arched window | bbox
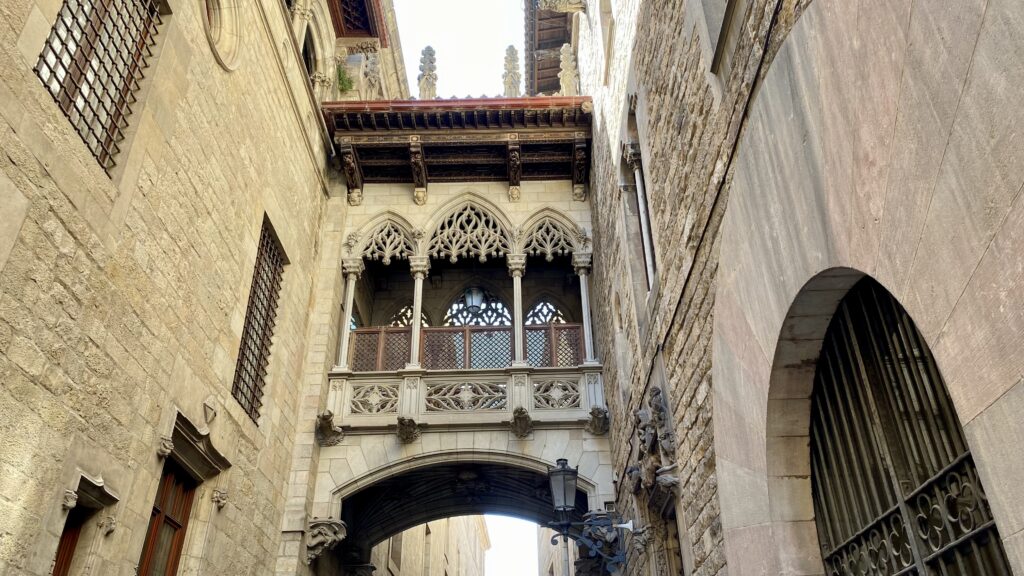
[810,279,1010,575]
[443,289,511,327]
[389,304,429,327]
[301,29,316,78]
[525,300,568,325]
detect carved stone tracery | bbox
[361,220,414,265]
[523,216,582,261]
[428,204,511,263]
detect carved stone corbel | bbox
[396,417,422,444]
[572,139,588,201]
[305,518,347,564]
[62,489,78,510]
[97,515,117,536]
[507,143,522,201]
[631,525,653,554]
[510,407,533,438]
[584,406,610,435]
[212,489,229,510]
[316,411,345,446]
[157,436,174,458]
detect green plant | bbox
[336,64,355,93]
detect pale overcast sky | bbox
[393,0,526,98]
[391,3,539,573]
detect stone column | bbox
[624,143,655,290]
[508,254,527,366]
[573,252,597,363]
[336,258,365,369]
[408,256,429,368]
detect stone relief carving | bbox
[503,45,521,97]
[508,185,521,202]
[345,40,379,56]
[558,43,579,96]
[532,379,581,409]
[361,220,413,265]
[428,204,511,263]
[584,406,610,435]
[631,525,653,554]
[648,386,677,455]
[363,53,381,99]
[97,515,117,536]
[157,436,174,458]
[212,488,229,510]
[540,0,587,13]
[349,382,400,414]
[425,381,508,411]
[315,411,345,446]
[417,46,437,100]
[632,387,679,510]
[62,489,78,510]
[305,518,347,564]
[396,417,422,443]
[510,406,533,438]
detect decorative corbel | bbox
[584,406,610,435]
[622,142,642,172]
[97,515,117,536]
[316,411,346,446]
[572,138,588,201]
[630,525,653,554]
[339,144,363,206]
[396,417,423,444]
[305,518,348,564]
[212,489,229,510]
[157,436,174,458]
[62,489,78,510]
[507,142,522,201]
[510,407,533,438]
[410,143,428,205]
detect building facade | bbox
[1,0,1023,575]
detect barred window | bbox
[231,220,287,422]
[35,0,164,172]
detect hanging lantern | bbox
[548,458,579,515]
[464,286,485,313]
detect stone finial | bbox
[539,0,587,13]
[558,43,579,96]
[503,45,521,98]
[510,407,533,438]
[418,46,438,100]
[305,518,348,564]
[315,411,345,446]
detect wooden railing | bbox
[347,324,584,372]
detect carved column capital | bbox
[572,252,593,275]
[409,256,430,278]
[342,258,365,278]
[622,142,642,171]
[507,254,527,277]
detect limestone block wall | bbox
[0,0,335,574]
[370,516,489,576]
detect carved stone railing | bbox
[348,324,584,372]
[327,366,604,429]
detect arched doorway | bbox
[809,278,1011,574]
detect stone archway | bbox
[713,0,1024,572]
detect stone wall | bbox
[576,0,807,575]
[370,516,489,576]
[0,0,337,573]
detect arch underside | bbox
[333,461,589,562]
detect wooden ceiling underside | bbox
[323,98,592,187]
[525,1,572,95]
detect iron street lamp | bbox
[547,458,628,575]
[464,286,485,313]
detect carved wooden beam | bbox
[572,136,588,201]
[409,143,428,205]
[507,142,522,201]
[339,144,364,206]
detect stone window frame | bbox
[49,471,120,576]
[201,0,243,71]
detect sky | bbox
[484,515,541,576]
[392,0,527,98]
[390,4,538,573]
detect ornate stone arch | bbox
[517,208,590,258]
[347,213,420,265]
[425,194,514,263]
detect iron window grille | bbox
[35,0,163,173]
[231,220,287,422]
[810,279,1011,575]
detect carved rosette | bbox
[305,518,347,564]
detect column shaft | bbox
[336,271,358,369]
